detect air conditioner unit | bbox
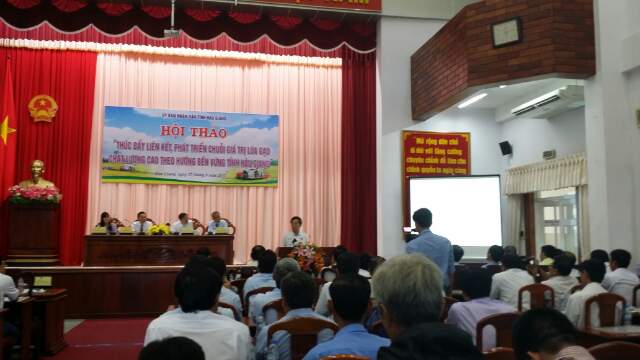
[510,85,584,119]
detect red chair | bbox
[476,312,520,350]
[584,293,625,329]
[588,341,640,359]
[268,317,339,360]
[440,296,458,321]
[518,283,555,312]
[263,299,286,323]
[483,347,515,360]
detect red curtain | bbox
[0,48,96,265]
[340,50,377,255]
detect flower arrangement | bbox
[149,224,170,235]
[288,243,325,274]
[8,185,62,204]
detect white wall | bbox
[501,107,586,168]
[381,0,478,19]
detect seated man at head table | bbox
[132,211,153,234]
[207,211,228,234]
[282,216,309,247]
[170,213,194,235]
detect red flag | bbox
[0,60,17,199]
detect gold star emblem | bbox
[39,99,46,106]
[0,115,16,145]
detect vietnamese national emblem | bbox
[28,95,58,122]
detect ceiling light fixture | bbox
[499,85,508,89]
[457,93,488,109]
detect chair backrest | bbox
[268,317,338,360]
[476,312,520,350]
[245,286,275,316]
[633,284,640,307]
[263,299,286,322]
[570,284,584,294]
[321,356,370,360]
[189,218,205,234]
[483,347,515,360]
[440,296,458,321]
[221,218,237,235]
[518,283,555,312]
[584,293,625,329]
[230,279,246,297]
[588,341,640,360]
[218,302,240,321]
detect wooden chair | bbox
[189,218,206,235]
[518,283,555,312]
[633,284,640,307]
[245,286,275,317]
[476,312,520,350]
[221,218,237,235]
[263,299,286,323]
[218,302,240,321]
[321,356,370,360]
[483,348,515,360]
[588,341,640,359]
[267,317,339,360]
[584,293,625,329]
[230,279,246,297]
[570,284,584,294]
[440,296,458,321]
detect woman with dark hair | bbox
[96,212,118,234]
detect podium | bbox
[8,202,60,266]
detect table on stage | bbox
[84,234,234,266]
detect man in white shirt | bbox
[250,258,300,326]
[482,245,504,269]
[256,271,335,360]
[282,216,309,247]
[602,249,640,305]
[203,256,243,320]
[207,211,228,234]
[144,260,250,360]
[243,250,277,302]
[0,266,19,303]
[132,211,153,234]
[590,249,611,273]
[315,252,361,317]
[565,259,610,329]
[542,254,579,312]
[490,255,534,309]
[170,213,193,234]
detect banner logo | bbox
[28,95,58,123]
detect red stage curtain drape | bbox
[0,48,96,265]
[341,50,377,255]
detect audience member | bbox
[540,245,561,266]
[358,253,372,278]
[406,208,455,290]
[602,249,639,305]
[250,258,300,326]
[565,251,581,278]
[248,245,266,267]
[373,254,483,360]
[368,256,386,276]
[590,249,611,272]
[490,255,534,308]
[513,308,594,360]
[315,252,361,316]
[446,268,515,351]
[541,254,579,312]
[452,245,465,266]
[0,259,19,302]
[144,261,250,360]
[565,259,609,329]
[207,256,243,319]
[482,245,504,269]
[140,337,205,360]
[243,250,277,301]
[256,271,335,360]
[504,245,518,257]
[195,247,211,258]
[303,275,390,360]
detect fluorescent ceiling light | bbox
[457,93,488,109]
[499,85,507,88]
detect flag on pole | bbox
[0,59,17,199]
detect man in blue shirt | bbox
[303,274,390,360]
[243,250,277,302]
[406,208,455,289]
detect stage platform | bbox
[6,265,255,319]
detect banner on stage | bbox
[101,106,279,186]
[402,131,471,179]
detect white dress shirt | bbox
[243,272,276,302]
[542,275,580,312]
[144,308,250,360]
[207,219,228,234]
[132,220,152,234]
[602,268,640,305]
[170,220,193,234]
[219,286,243,319]
[314,282,332,317]
[358,269,371,279]
[565,282,613,329]
[249,288,282,326]
[0,273,19,306]
[490,268,534,309]
[282,231,309,247]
